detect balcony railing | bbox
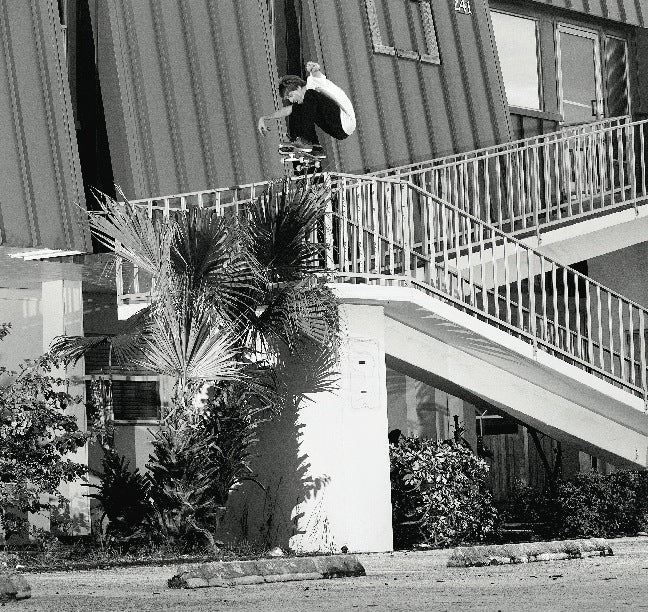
[369,116,648,241]
[117,172,648,402]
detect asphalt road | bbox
[15,537,648,611]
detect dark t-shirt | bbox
[288,89,347,143]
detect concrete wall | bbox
[588,242,648,309]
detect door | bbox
[556,25,604,125]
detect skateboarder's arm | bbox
[257,105,293,135]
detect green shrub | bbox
[146,382,265,550]
[550,471,648,538]
[390,437,499,548]
[507,471,648,539]
[0,339,87,540]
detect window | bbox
[491,11,541,111]
[86,378,160,421]
[365,0,440,64]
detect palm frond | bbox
[170,208,261,320]
[274,340,340,400]
[246,178,330,283]
[50,334,111,365]
[89,189,173,280]
[136,292,246,384]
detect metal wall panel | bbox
[301,0,511,173]
[97,0,283,200]
[529,0,648,27]
[0,0,89,251]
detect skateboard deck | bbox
[279,142,326,172]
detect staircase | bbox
[114,117,648,466]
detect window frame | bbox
[365,0,440,65]
[491,9,543,112]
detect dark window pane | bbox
[604,37,629,118]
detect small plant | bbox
[390,436,499,548]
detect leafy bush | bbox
[506,471,648,539]
[78,382,268,550]
[0,334,87,540]
[390,437,499,548]
[86,449,153,542]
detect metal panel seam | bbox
[233,0,272,181]
[45,0,89,250]
[121,0,159,195]
[473,0,511,143]
[178,0,216,188]
[334,0,369,172]
[206,0,241,185]
[384,0,414,163]
[0,0,39,246]
[151,0,188,191]
[449,3,480,149]
[30,0,72,249]
[257,0,286,141]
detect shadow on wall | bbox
[219,348,335,551]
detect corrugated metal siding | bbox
[0,0,89,251]
[529,0,648,26]
[97,0,283,200]
[301,0,511,174]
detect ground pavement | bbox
[14,537,648,611]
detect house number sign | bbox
[455,0,472,14]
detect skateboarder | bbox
[257,61,356,147]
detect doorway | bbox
[556,25,604,125]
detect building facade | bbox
[2,0,648,550]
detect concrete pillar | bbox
[40,279,90,535]
[289,304,393,553]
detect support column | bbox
[289,304,393,553]
[41,279,90,535]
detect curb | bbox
[448,538,613,567]
[168,554,366,588]
[0,573,31,602]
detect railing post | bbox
[115,252,124,305]
[323,174,335,272]
[401,182,411,274]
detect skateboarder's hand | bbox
[306,61,322,76]
[257,117,269,136]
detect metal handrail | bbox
[368,115,631,175]
[367,116,648,241]
[117,171,648,400]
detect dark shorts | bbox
[288,89,348,143]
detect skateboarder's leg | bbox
[306,72,356,136]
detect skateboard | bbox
[279,142,326,173]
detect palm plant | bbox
[53,179,339,407]
[51,178,341,546]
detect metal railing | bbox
[117,172,648,401]
[369,116,648,240]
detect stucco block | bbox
[0,573,31,601]
[169,554,365,588]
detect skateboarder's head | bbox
[279,75,307,104]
